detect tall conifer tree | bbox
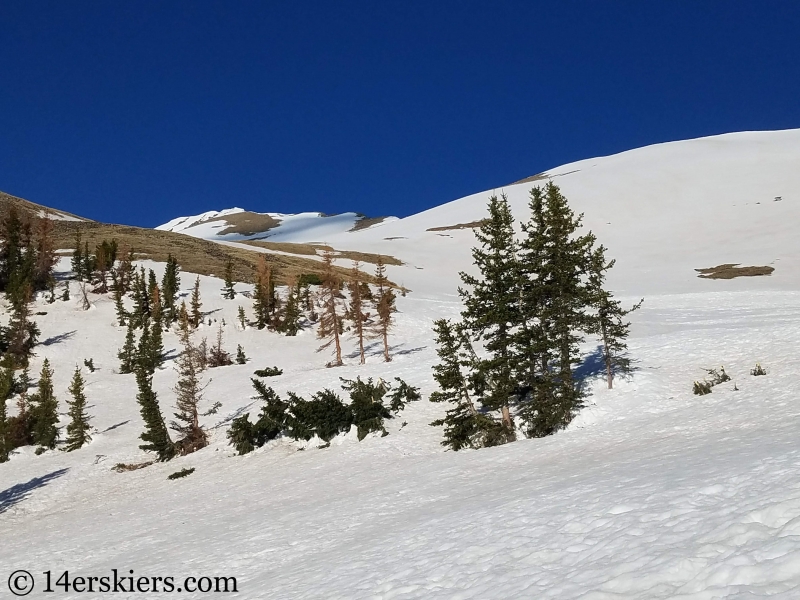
[63,367,91,451]
[135,367,175,461]
[316,251,343,367]
[30,359,58,449]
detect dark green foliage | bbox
[429,319,498,450]
[113,284,127,326]
[167,467,195,480]
[280,284,302,336]
[237,306,246,329]
[751,363,767,376]
[130,267,150,329]
[135,367,175,461]
[72,229,84,280]
[253,366,283,377]
[30,359,58,450]
[61,281,70,301]
[458,194,519,436]
[299,273,322,286]
[223,259,236,299]
[236,344,247,364]
[5,297,40,368]
[0,360,13,462]
[63,367,91,451]
[190,276,202,328]
[118,320,137,374]
[340,376,392,440]
[693,381,712,395]
[285,389,352,442]
[83,358,95,372]
[161,255,181,323]
[227,380,288,455]
[386,377,421,413]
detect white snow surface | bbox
[3,129,800,598]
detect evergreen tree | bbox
[236,344,247,364]
[190,276,202,328]
[136,318,154,375]
[135,367,175,461]
[458,193,519,437]
[63,367,91,451]
[223,259,236,299]
[30,359,58,449]
[281,280,302,336]
[316,251,343,367]
[82,241,94,283]
[34,212,57,292]
[131,267,150,329]
[71,229,84,280]
[586,245,643,389]
[372,257,397,363]
[118,320,137,374]
[0,367,10,462]
[252,255,272,329]
[208,324,233,367]
[429,319,499,450]
[61,281,70,301]
[6,286,40,368]
[347,261,369,364]
[113,283,127,326]
[170,333,210,454]
[8,365,34,449]
[149,285,165,369]
[161,254,181,323]
[237,305,246,330]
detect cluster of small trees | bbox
[0,358,93,461]
[430,183,641,450]
[237,252,398,367]
[227,375,420,454]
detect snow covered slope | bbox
[4,129,800,599]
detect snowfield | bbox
[4,130,800,599]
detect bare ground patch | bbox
[205,211,282,236]
[695,264,775,279]
[243,240,402,266]
[426,220,487,232]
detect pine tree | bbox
[429,319,500,450]
[113,283,127,326]
[237,305,246,330]
[118,320,137,374]
[190,276,202,328]
[131,267,150,328]
[587,245,643,389]
[161,254,181,323]
[0,369,10,462]
[61,281,70,301]
[372,257,396,363]
[281,279,302,337]
[534,183,597,427]
[135,367,175,461]
[253,255,272,329]
[9,365,34,449]
[7,286,40,368]
[30,359,58,449]
[63,367,91,451]
[458,193,519,437]
[347,261,369,364]
[236,344,247,364]
[171,333,210,455]
[149,285,165,369]
[316,251,343,367]
[34,212,57,292]
[71,228,84,281]
[208,324,233,367]
[223,259,236,299]
[136,318,154,375]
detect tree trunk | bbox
[601,321,612,389]
[333,318,343,366]
[382,327,391,362]
[500,404,513,430]
[358,327,365,364]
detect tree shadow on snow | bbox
[345,342,427,360]
[575,345,638,395]
[212,402,256,430]
[0,468,69,515]
[100,420,129,433]
[42,330,77,346]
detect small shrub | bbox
[113,461,153,472]
[236,344,247,365]
[254,366,283,377]
[167,467,195,480]
[751,363,767,376]
[84,358,95,372]
[704,367,730,386]
[693,381,712,396]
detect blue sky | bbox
[2,1,800,227]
